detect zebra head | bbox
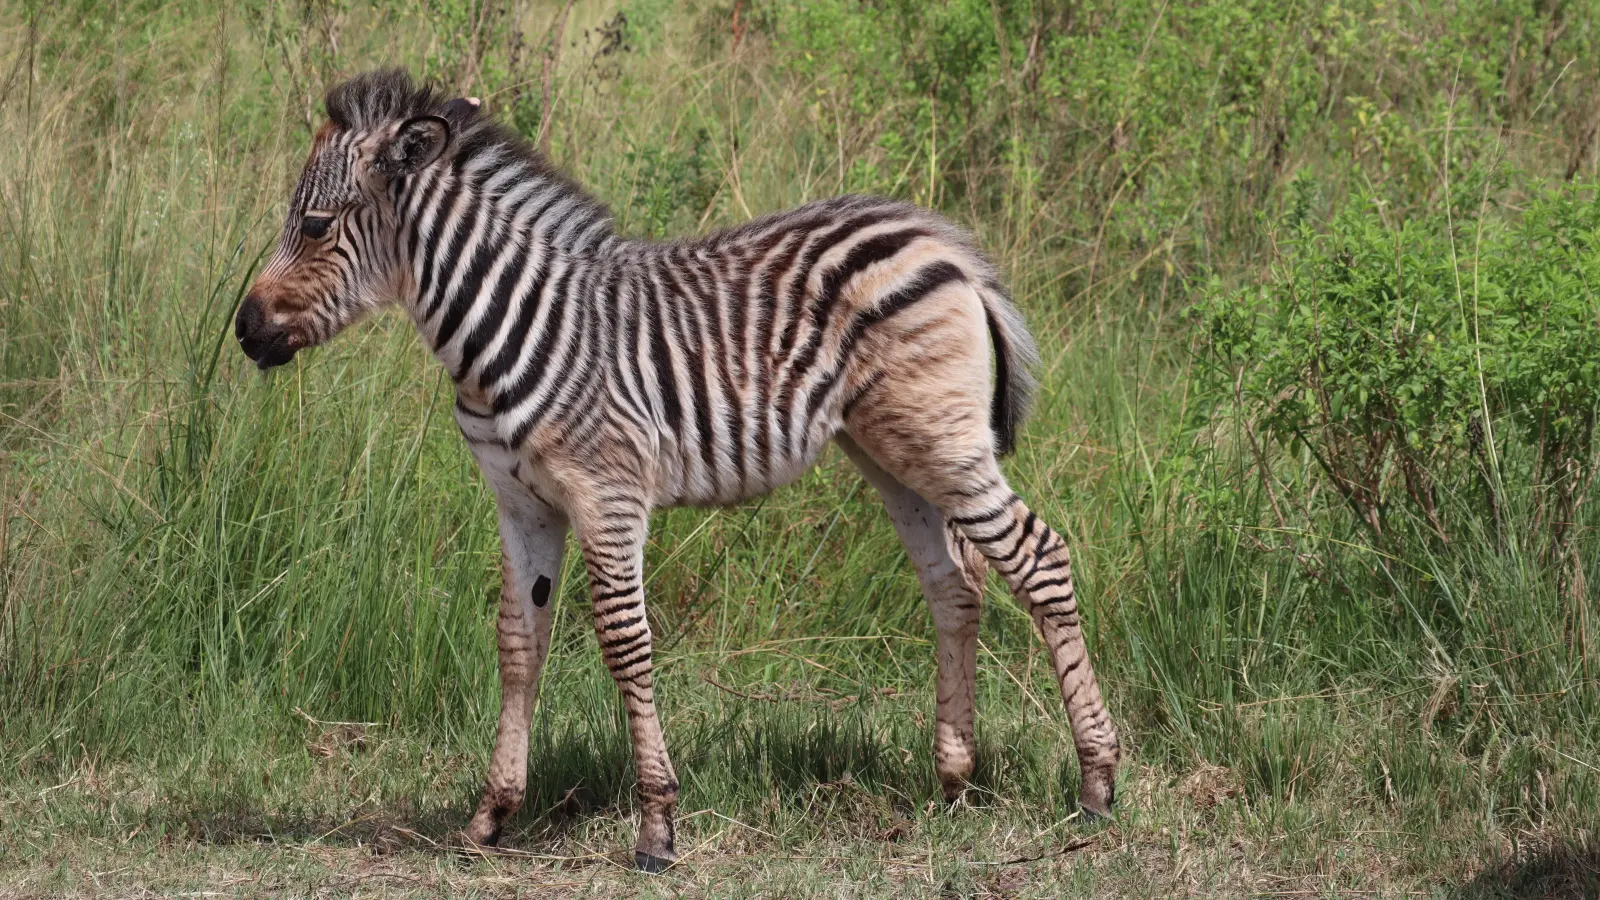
[237,69,473,370]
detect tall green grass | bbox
[1,1,1597,893]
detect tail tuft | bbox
[979,279,1039,456]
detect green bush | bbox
[753,0,1600,296]
[1194,176,1600,549]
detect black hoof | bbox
[1079,795,1116,823]
[635,851,676,874]
[453,828,502,860]
[1080,773,1117,822]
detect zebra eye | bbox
[301,215,334,240]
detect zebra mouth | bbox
[239,327,300,370]
[236,299,301,370]
[254,343,299,370]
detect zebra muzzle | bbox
[235,295,300,370]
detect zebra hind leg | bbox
[843,412,1119,815]
[838,436,985,800]
[946,488,1120,816]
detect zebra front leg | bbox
[573,500,679,873]
[840,437,985,799]
[462,481,568,847]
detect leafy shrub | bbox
[620,129,721,238]
[752,0,1600,293]
[1494,188,1600,511]
[1194,176,1600,551]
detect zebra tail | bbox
[978,279,1040,457]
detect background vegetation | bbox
[2,1,1597,896]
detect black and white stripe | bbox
[282,75,1038,512]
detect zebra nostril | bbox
[236,295,266,344]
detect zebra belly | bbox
[648,423,835,508]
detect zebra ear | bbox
[441,97,482,119]
[374,115,450,177]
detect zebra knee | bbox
[945,523,989,592]
[927,585,981,635]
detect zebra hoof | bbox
[635,851,676,874]
[1078,771,1117,821]
[456,818,503,849]
[452,831,503,864]
[1080,801,1114,823]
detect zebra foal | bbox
[238,69,1118,870]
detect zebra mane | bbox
[323,69,610,228]
[324,69,446,132]
[323,67,516,162]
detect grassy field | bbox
[2,1,1598,896]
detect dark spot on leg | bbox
[531,575,551,608]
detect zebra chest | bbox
[454,405,574,511]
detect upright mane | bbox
[322,68,605,221]
[324,68,443,131]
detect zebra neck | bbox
[400,164,615,407]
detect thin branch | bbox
[537,0,577,157]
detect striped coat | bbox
[239,70,1118,871]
